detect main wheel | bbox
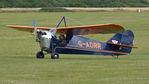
[51,53,59,59]
[36,51,44,58]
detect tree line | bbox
[0,0,149,8]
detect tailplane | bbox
[107,30,136,54]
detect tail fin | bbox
[107,30,135,54]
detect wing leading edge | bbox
[7,24,125,35]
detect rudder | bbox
[121,30,134,53]
[107,30,135,54]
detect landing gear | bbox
[36,51,44,58]
[51,53,59,59]
[36,51,59,59]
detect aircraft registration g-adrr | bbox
[7,16,137,59]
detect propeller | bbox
[33,19,41,53]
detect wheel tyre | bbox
[51,53,59,59]
[36,51,44,58]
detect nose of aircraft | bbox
[37,30,52,52]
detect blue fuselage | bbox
[50,35,127,56]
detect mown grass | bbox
[0,12,149,84]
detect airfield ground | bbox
[0,12,149,84]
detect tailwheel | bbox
[51,53,59,59]
[36,51,44,58]
[112,55,119,59]
[117,55,119,59]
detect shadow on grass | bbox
[1,54,123,61]
[59,55,118,61]
[60,57,114,61]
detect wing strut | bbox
[56,16,67,28]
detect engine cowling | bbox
[37,30,52,52]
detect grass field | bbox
[0,12,149,84]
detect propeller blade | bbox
[33,19,39,42]
[33,19,37,36]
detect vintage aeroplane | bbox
[7,16,137,59]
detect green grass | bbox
[0,12,149,84]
